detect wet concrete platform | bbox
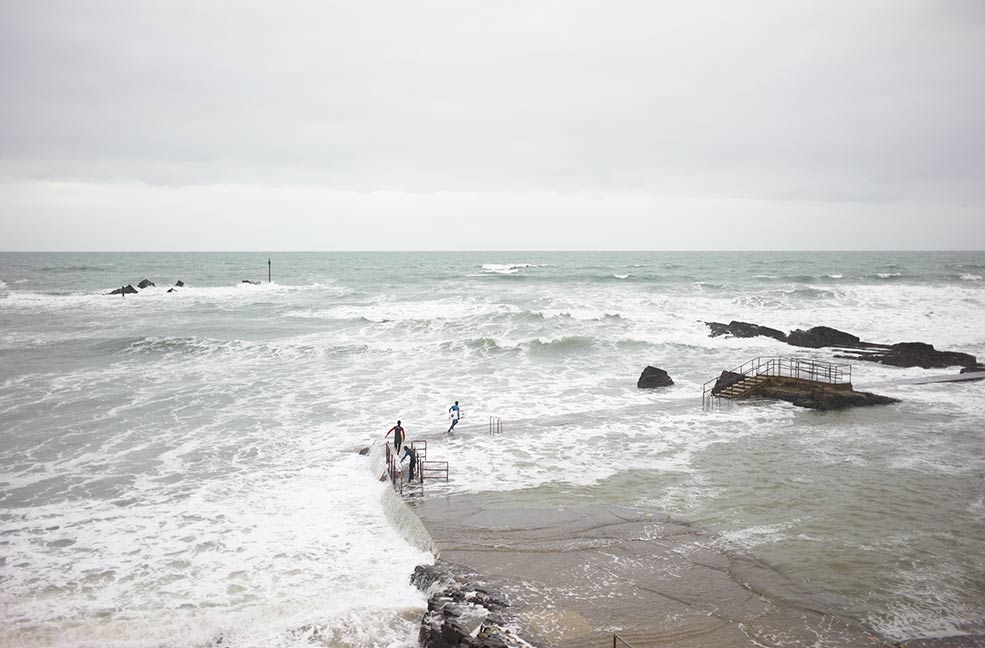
[409,494,891,648]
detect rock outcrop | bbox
[109,284,138,295]
[763,382,898,410]
[705,321,979,369]
[242,280,261,285]
[710,370,744,395]
[710,372,897,410]
[412,562,528,648]
[637,366,674,388]
[175,280,185,287]
[836,342,978,370]
[706,320,787,342]
[137,279,155,289]
[786,326,862,349]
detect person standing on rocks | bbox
[447,401,461,433]
[385,420,405,452]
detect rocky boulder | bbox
[109,284,138,295]
[637,366,674,388]
[837,342,978,369]
[175,280,185,287]
[412,562,524,648]
[710,370,744,395]
[885,342,976,369]
[137,279,155,289]
[706,320,787,342]
[786,326,862,348]
[785,388,899,411]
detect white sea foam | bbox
[479,263,551,275]
[3,251,985,644]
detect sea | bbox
[1,251,983,647]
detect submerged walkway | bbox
[856,371,985,390]
[409,495,892,648]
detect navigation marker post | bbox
[268,258,271,283]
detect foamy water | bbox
[2,251,984,645]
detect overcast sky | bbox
[1,0,983,250]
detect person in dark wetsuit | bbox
[399,444,417,481]
[447,401,461,433]
[385,420,405,452]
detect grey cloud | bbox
[0,1,983,250]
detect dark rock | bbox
[637,366,674,388]
[358,446,370,455]
[167,288,176,293]
[706,320,787,342]
[109,284,138,295]
[837,342,978,370]
[413,560,525,648]
[137,279,155,289]
[754,380,898,410]
[886,342,976,368]
[241,280,261,285]
[175,280,185,287]
[787,326,862,348]
[711,370,744,395]
[706,321,731,337]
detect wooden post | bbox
[268,258,271,283]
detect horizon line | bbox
[2,249,984,254]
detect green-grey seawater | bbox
[1,251,983,646]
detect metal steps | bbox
[716,374,769,399]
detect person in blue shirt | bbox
[447,401,461,433]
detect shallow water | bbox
[1,251,984,646]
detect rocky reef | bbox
[412,561,532,648]
[706,321,980,371]
[711,371,898,410]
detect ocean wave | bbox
[40,264,116,272]
[526,335,597,355]
[614,339,651,350]
[784,287,834,299]
[613,273,630,279]
[479,263,550,275]
[462,337,516,353]
[876,272,903,280]
[960,273,982,282]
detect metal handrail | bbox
[613,634,636,648]
[702,356,853,406]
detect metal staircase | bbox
[702,356,852,407]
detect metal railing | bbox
[613,635,636,648]
[488,416,503,434]
[702,356,853,407]
[385,440,448,492]
[420,460,449,482]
